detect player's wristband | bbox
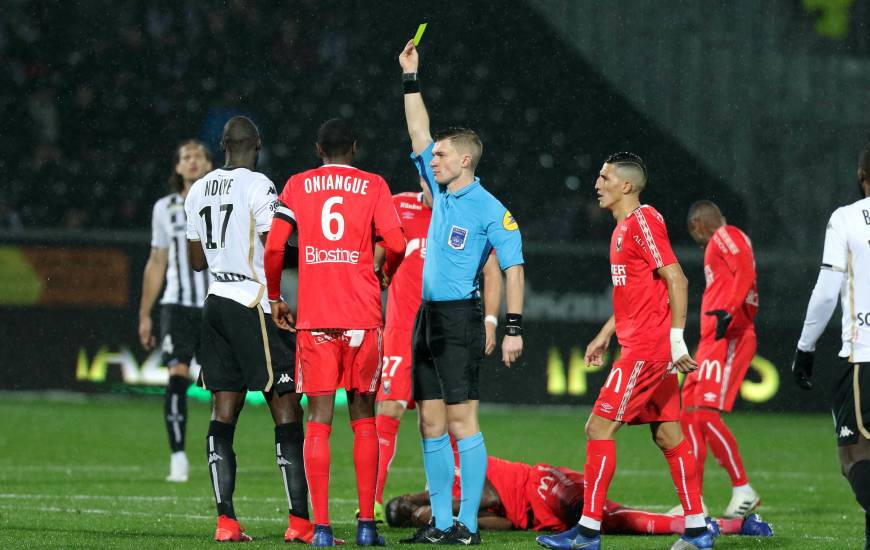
[504,313,522,336]
[484,315,498,328]
[669,328,689,363]
[268,297,283,304]
[403,73,420,94]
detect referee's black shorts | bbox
[197,295,295,394]
[412,299,484,405]
[159,304,202,367]
[832,359,870,447]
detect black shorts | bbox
[832,360,870,447]
[160,304,202,366]
[412,299,484,405]
[198,295,295,393]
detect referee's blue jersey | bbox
[411,143,524,302]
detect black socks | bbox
[207,420,237,518]
[275,421,309,519]
[164,375,191,453]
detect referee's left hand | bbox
[270,300,296,333]
[502,335,523,368]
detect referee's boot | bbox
[442,521,480,545]
[356,520,386,546]
[312,524,335,547]
[399,519,449,544]
[670,531,714,550]
[213,515,252,543]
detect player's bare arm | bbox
[138,246,168,349]
[187,239,207,272]
[502,265,524,367]
[585,315,615,366]
[482,253,503,356]
[373,243,392,289]
[656,262,697,373]
[399,39,433,155]
[263,218,297,332]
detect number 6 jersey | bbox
[184,167,278,311]
[272,164,402,330]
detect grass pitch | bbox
[0,394,863,548]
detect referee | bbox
[793,145,870,550]
[398,39,525,545]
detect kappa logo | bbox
[208,452,222,464]
[599,402,614,413]
[448,225,468,250]
[277,373,292,384]
[277,456,292,466]
[162,335,174,355]
[840,426,855,438]
[703,392,717,403]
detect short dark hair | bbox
[168,139,211,192]
[687,199,722,225]
[317,118,355,157]
[434,127,483,169]
[605,151,647,190]
[221,116,260,153]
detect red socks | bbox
[695,408,748,487]
[375,415,400,505]
[352,417,379,521]
[602,504,684,534]
[304,422,332,525]
[662,438,703,517]
[581,440,617,527]
[681,409,708,492]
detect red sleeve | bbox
[381,226,406,278]
[717,227,756,314]
[634,208,677,271]
[373,177,402,236]
[265,215,295,301]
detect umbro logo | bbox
[278,373,292,384]
[703,392,717,402]
[599,403,613,413]
[840,426,855,438]
[208,452,222,464]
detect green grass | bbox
[0,394,863,548]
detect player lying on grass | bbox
[384,455,772,542]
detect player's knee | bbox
[651,423,683,450]
[168,363,190,377]
[847,460,870,512]
[376,400,406,420]
[585,414,616,440]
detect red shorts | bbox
[296,328,382,395]
[376,327,415,408]
[593,357,680,424]
[682,328,756,412]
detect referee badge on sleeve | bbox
[448,225,468,250]
[502,211,518,230]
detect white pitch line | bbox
[0,493,358,505]
[0,503,357,525]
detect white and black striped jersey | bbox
[151,193,209,307]
[822,196,870,362]
[185,168,278,311]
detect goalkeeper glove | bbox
[705,309,732,340]
[792,348,814,391]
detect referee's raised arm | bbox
[399,40,432,155]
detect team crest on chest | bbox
[448,225,468,250]
[616,235,623,251]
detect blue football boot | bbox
[356,519,386,546]
[740,514,773,536]
[312,524,335,547]
[705,517,721,538]
[670,530,714,549]
[535,526,579,549]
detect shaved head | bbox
[221,116,260,153]
[687,200,725,246]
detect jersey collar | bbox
[321,163,353,169]
[450,177,480,198]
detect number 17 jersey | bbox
[277,164,402,330]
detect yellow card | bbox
[413,23,428,46]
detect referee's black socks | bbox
[164,375,191,453]
[207,420,237,519]
[275,422,309,520]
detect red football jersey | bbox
[700,225,758,339]
[278,164,402,329]
[385,192,431,330]
[610,205,678,361]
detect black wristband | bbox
[504,313,523,336]
[403,79,420,94]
